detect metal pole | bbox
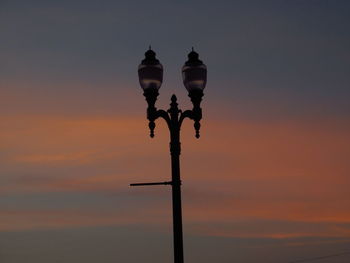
[131,94,198,263]
[170,126,184,263]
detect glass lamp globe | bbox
[138,49,163,92]
[182,49,207,92]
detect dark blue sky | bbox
[1,0,349,118]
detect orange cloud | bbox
[0,114,349,239]
[0,207,170,232]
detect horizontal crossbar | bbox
[130,181,172,186]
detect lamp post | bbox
[130,48,207,263]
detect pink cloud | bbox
[1,114,349,239]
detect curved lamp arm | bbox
[147,108,171,138]
[179,110,194,126]
[179,108,202,139]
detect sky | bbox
[1,0,350,262]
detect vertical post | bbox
[170,135,183,263]
[169,95,184,263]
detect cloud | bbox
[1,113,349,239]
[0,207,169,232]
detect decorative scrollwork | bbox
[144,92,203,139]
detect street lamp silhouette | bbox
[130,47,207,263]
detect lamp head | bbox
[182,48,207,93]
[138,48,163,92]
